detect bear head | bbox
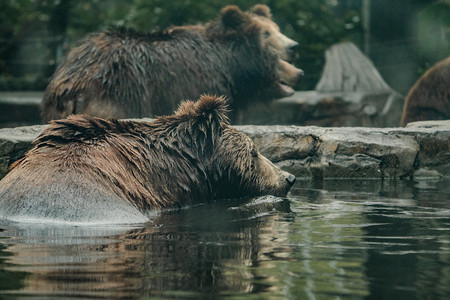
[248,4,299,62]
[205,6,303,99]
[160,95,296,200]
[206,5,299,61]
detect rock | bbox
[394,120,450,177]
[238,125,423,179]
[1,121,449,180]
[0,124,47,176]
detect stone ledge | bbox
[1,120,449,180]
[238,120,450,179]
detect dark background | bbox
[0,0,448,94]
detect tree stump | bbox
[315,42,393,93]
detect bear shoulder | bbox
[36,115,147,148]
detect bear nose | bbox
[286,174,296,186]
[288,42,299,54]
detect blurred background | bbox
[0,0,448,96]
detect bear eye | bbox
[263,30,271,38]
[251,148,258,158]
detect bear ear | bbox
[194,95,230,126]
[249,4,272,19]
[220,5,250,29]
[174,99,197,117]
[174,95,230,127]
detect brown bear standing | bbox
[41,5,302,123]
[400,56,450,126]
[0,95,296,224]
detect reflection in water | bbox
[288,179,450,300]
[0,180,449,299]
[0,196,292,299]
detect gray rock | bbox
[238,120,450,179]
[0,124,48,176]
[0,120,449,180]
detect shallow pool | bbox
[0,179,449,299]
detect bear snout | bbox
[286,174,296,186]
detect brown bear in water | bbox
[400,56,450,126]
[0,95,296,224]
[41,4,302,123]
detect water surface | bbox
[0,179,449,299]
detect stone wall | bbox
[1,120,449,180]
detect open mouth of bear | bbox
[277,60,302,97]
[279,81,295,96]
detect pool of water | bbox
[0,179,449,299]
